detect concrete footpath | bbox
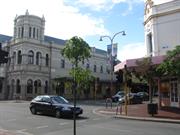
[96,102,180,124]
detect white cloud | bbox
[118,42,146,61]
[75,0,113,11]
[0,0,108,39]
[75,0,144,13]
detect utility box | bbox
[148,103,158,116]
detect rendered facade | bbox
[144,0,180,56]
[144,0,180,108]
[0,11,114,100]
[115,0,180,108]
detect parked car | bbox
[137,92,149,101]
[29,95,83,118]
[118,93,143,104]
[111,91,125,102]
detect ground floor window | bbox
[16,79,21,93]
[0,81,2,93]
[27,79,33,94]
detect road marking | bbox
[93,118,100,121]
[36,125,48,129]
[93,125,133,133]
[16,129,33,135]
[59,122,69,126]
[7,119,16,122]
[17,129,27,132]
[92,108,109,117]
[77,120,87,123]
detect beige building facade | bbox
[0,11,114,100]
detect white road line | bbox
[77,120,87,123]
[0,129,9,132]
[92,108,108,117]
[7,119,16,122]
[36,125,48,129]
[16,129,33,135]
[59,122,69,126]
[93,118,100,121]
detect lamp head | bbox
[122,31,126,36]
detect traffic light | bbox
[116,70,123,84]
[0,49,9,64]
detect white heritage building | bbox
[144,0,180,56]
[144,0,180,108]
[0,11,113,100]
[115,0,180,108]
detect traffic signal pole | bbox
[0,49,9,64]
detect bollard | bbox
[105,98,112,109]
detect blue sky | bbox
[0,0,172,61]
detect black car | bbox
[29,95,83,118]
[111,91,125,102]
[118,93,143,104]
[137,92,149,101]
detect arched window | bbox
[27,79,33,94]
[0,80,2,93]
[13,51,16,65]
[100,65,103,73]
[16,79,21,94]
[28,50,34,64]
[36,29,39,39]
[29,27,32,38]
[44,81,48,94]
[61,59,65,68]
[34,80,41,94]
[94,65,96,72]
[11,79,15,95]
[34,80,37,94]
[18,27,21,38]
[21,27,24,38]
[45,54,49,66]
[33,27,36,38]
[17,50,22,64]
[36,52,42,65]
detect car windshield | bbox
[51,96,69,104]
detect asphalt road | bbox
[0,101,180,135]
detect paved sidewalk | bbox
[97,103,180,124]
[0,129,15,135]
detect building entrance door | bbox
[170,80,179,107]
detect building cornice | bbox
[144,8,180,25]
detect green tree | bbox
[62,36,91,67]
[156,45,180,77]
[69,67,94,98]
[134,57,158,103]
[61,36,91,135]
[61,36,92,92]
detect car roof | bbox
[36,95,62,98]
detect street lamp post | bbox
[99,31,126,97]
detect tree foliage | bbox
[70,67,94,90]
[156,45,180,77]
[61,36,91,66]
[61,36,92,94]
[134,57,155,82]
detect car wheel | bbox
[55,110,61,118]
[30,107,37,115]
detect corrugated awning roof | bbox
[114,55,165,72]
